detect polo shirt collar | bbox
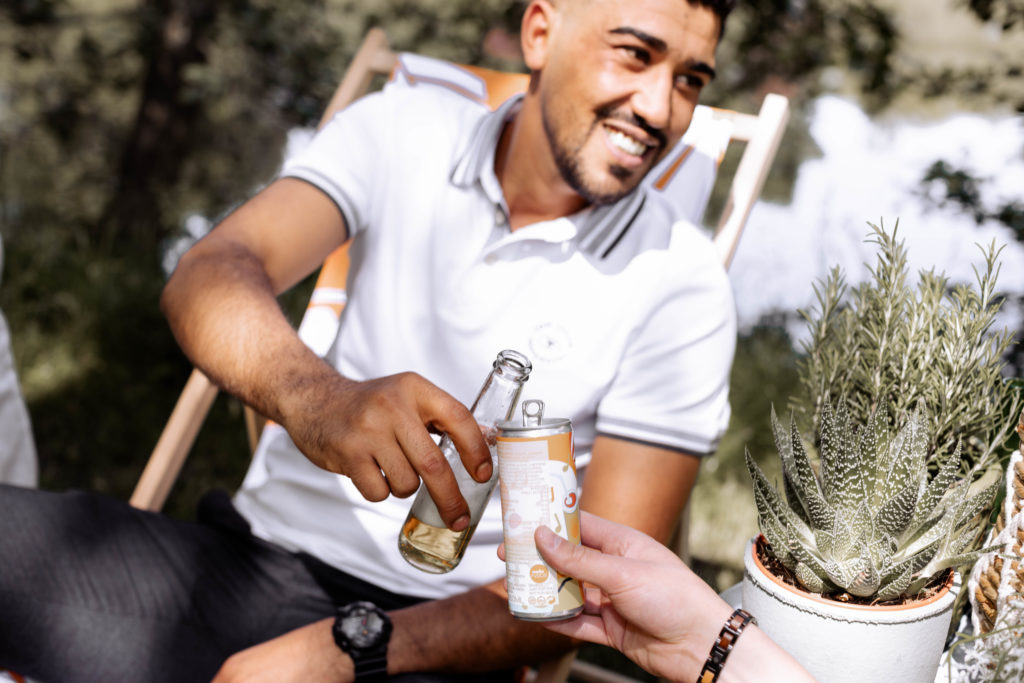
[450,94,649,259]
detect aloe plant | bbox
[746,402,997,600]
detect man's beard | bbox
[542,103,666,206]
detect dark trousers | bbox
[0,485,513,683]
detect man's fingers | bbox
[418,469,472,531]
[373,438,422,499]
[394,421,472,529]
[420,388,492,484]
[345,457,392,502]
[448,423,493,484]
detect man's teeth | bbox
[607,129,647,156]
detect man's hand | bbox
[282,370,493,531]
[213,619,352,683]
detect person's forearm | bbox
[161,236,342,424]
[387,579,577,675]
[650,611,812,683]
[658,601,813,683]
[672,602,813,683]
[718,627,814,683]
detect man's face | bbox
[534,0,721,205]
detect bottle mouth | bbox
[495,349,532,377]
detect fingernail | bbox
[452,515,470,531]
[476,462,493,481]
[535,525,558,549]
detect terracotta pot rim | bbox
[748,535,955,612]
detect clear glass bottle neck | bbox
[469,350,532,422]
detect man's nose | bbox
[630,68,673,132]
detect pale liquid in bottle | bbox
[398,436,498,573]
[397,518,479,574]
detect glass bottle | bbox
[398,349,532,573]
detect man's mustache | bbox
[595,106,667,151]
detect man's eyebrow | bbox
[689,60,717,81]
[609,27,667,53]
[609,27,717,80]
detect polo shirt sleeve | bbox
[594,232,736,456]
[278,92,394,237]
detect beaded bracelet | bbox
[697,607,757,683]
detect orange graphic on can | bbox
[497,400,584,621]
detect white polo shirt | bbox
[233,74,736,599]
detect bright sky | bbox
[729,95,1024,334]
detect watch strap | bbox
[352,651,388,682]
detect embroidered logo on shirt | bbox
[530,323,572,362]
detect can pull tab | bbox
[522,399,545,427]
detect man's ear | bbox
[521,0,559,71]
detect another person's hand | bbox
[530,512,812,682]
[283,370,492,531]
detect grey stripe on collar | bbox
[577,188,647,259]
[450,94,523,190]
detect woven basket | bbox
[969,416,1024,634]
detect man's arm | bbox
[582,435,700,543]
[162,178,493,527]
[215,579,577,681]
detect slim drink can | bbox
[497,399,584,621]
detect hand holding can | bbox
[497,400,584,621]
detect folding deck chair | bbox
[129,27,789,683]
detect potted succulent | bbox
[742,224,1021,682]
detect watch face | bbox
[341,604,387,649]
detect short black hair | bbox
[697,0,737,20]
[695,0,737,37]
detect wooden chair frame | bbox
[129,27,789,683]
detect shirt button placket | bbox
[484,205,507,265]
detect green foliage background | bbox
[1,0,1022,544]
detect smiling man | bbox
[501,0,722,221]
[0,1,738,682]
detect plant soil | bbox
[755,537,952,607]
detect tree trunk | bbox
[102,0,218,255]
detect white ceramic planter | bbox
[741,536,958,683]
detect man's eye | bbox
[677,74,705,90]
[621,46,650,64]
